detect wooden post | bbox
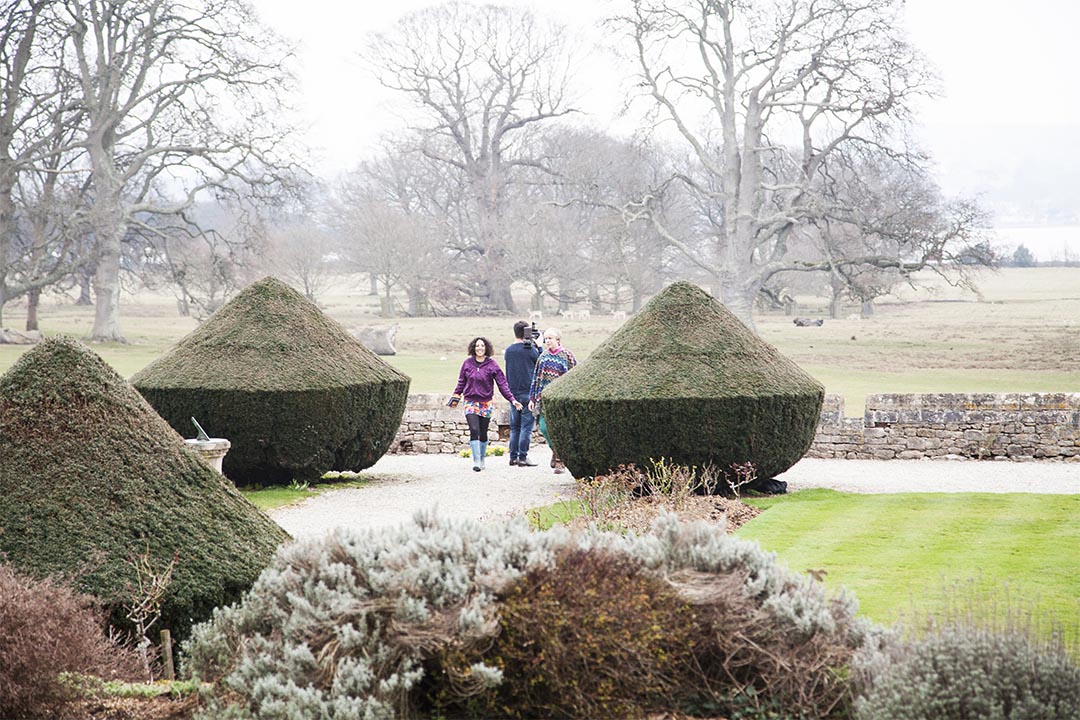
[160,629,175,681]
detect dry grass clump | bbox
[570,461,762,535]
[0,563,141,719]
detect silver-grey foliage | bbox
[185,511,866,718]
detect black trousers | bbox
[466,413,491,442]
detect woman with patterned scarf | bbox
[528,327,577,474]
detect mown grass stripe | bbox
[737,490,1080,627]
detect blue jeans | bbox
[508,404,536,460]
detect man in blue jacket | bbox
[504,320,542,466]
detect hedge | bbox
[543,281,824,480]
[0,336,288,641]
[133,276,411,485]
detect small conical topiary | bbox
[542,281,824,481]
[132,277,411,485]
[0,336,288,640]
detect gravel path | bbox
[268,449,1080,538]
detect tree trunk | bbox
[407,287,431,316]
[26,287,40,331]
[632,289,642,313]
[588,283,602,312]
[380,280,395,318]
[86,138,127,342]
[861,299,875,317]
[88,212,126,342]
[488,276,516,313]
[89,242,125,342]
[530,285,543,312]
[369,273,378,295]
[719,270,758,332]
[77,272,93,305]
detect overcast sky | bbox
[251,0,1080,234]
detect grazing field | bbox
[737,489,1080,640]
[0,267,1078,415]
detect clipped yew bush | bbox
[0,336,288,640]
[0,563,141,719]
[185,512,870,719]
[543,281,825,480]
[133,276,410,485]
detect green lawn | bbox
[737,490,1080,631]
[240,477,371,511]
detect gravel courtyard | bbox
[268,448,1080,538]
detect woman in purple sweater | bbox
[451,336,523,471]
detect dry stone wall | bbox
[389,394,544,454]
[809,393,1080,461]
[390,392,1080,462]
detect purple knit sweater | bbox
[453,357,517,403]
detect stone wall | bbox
[390,392,1080,462]
[389,394,544,454]
[808,393,1080,461]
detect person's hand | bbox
[528,400,536,413]
[513,400,523,410]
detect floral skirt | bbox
[463,400,493,418]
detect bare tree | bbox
[809,146,991,317]
[365,2,577,313]
[143,204,262,319]
[0,0,86,329]
[59,0,301,342]
[617,0,959,328]
[263,221,338,303]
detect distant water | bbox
[993,226,1080,262]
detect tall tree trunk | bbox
[861,299,875,317]
[77,272,93,305]
[487,275,516,314]
[26,287,40,331]
[90,236,125,342]
[369,273,378,295]
[828,274,844,320]
[407,286,431,316]
[718,269,758,332]
[86,142,127,342]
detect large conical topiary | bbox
[543,281,824,481]
[132,277,411,485]
[0,336,288,640]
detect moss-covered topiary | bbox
[543,281,824,480]
[132,276,410,485]
[0,336,288,641]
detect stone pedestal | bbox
[184,438,231,474]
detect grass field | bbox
[0,267,1078,415]
[737,489,1080,638]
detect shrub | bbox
[185,512,869,719]
[133,276,410,485]
[432,548,698,719]
[543,281,824,481]
[0,337,288,641]
[854,603,1080,720]
[0,563,141,719]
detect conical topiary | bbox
[0,336,288,640]
[132,277,411,485]
[542,281,824,481]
